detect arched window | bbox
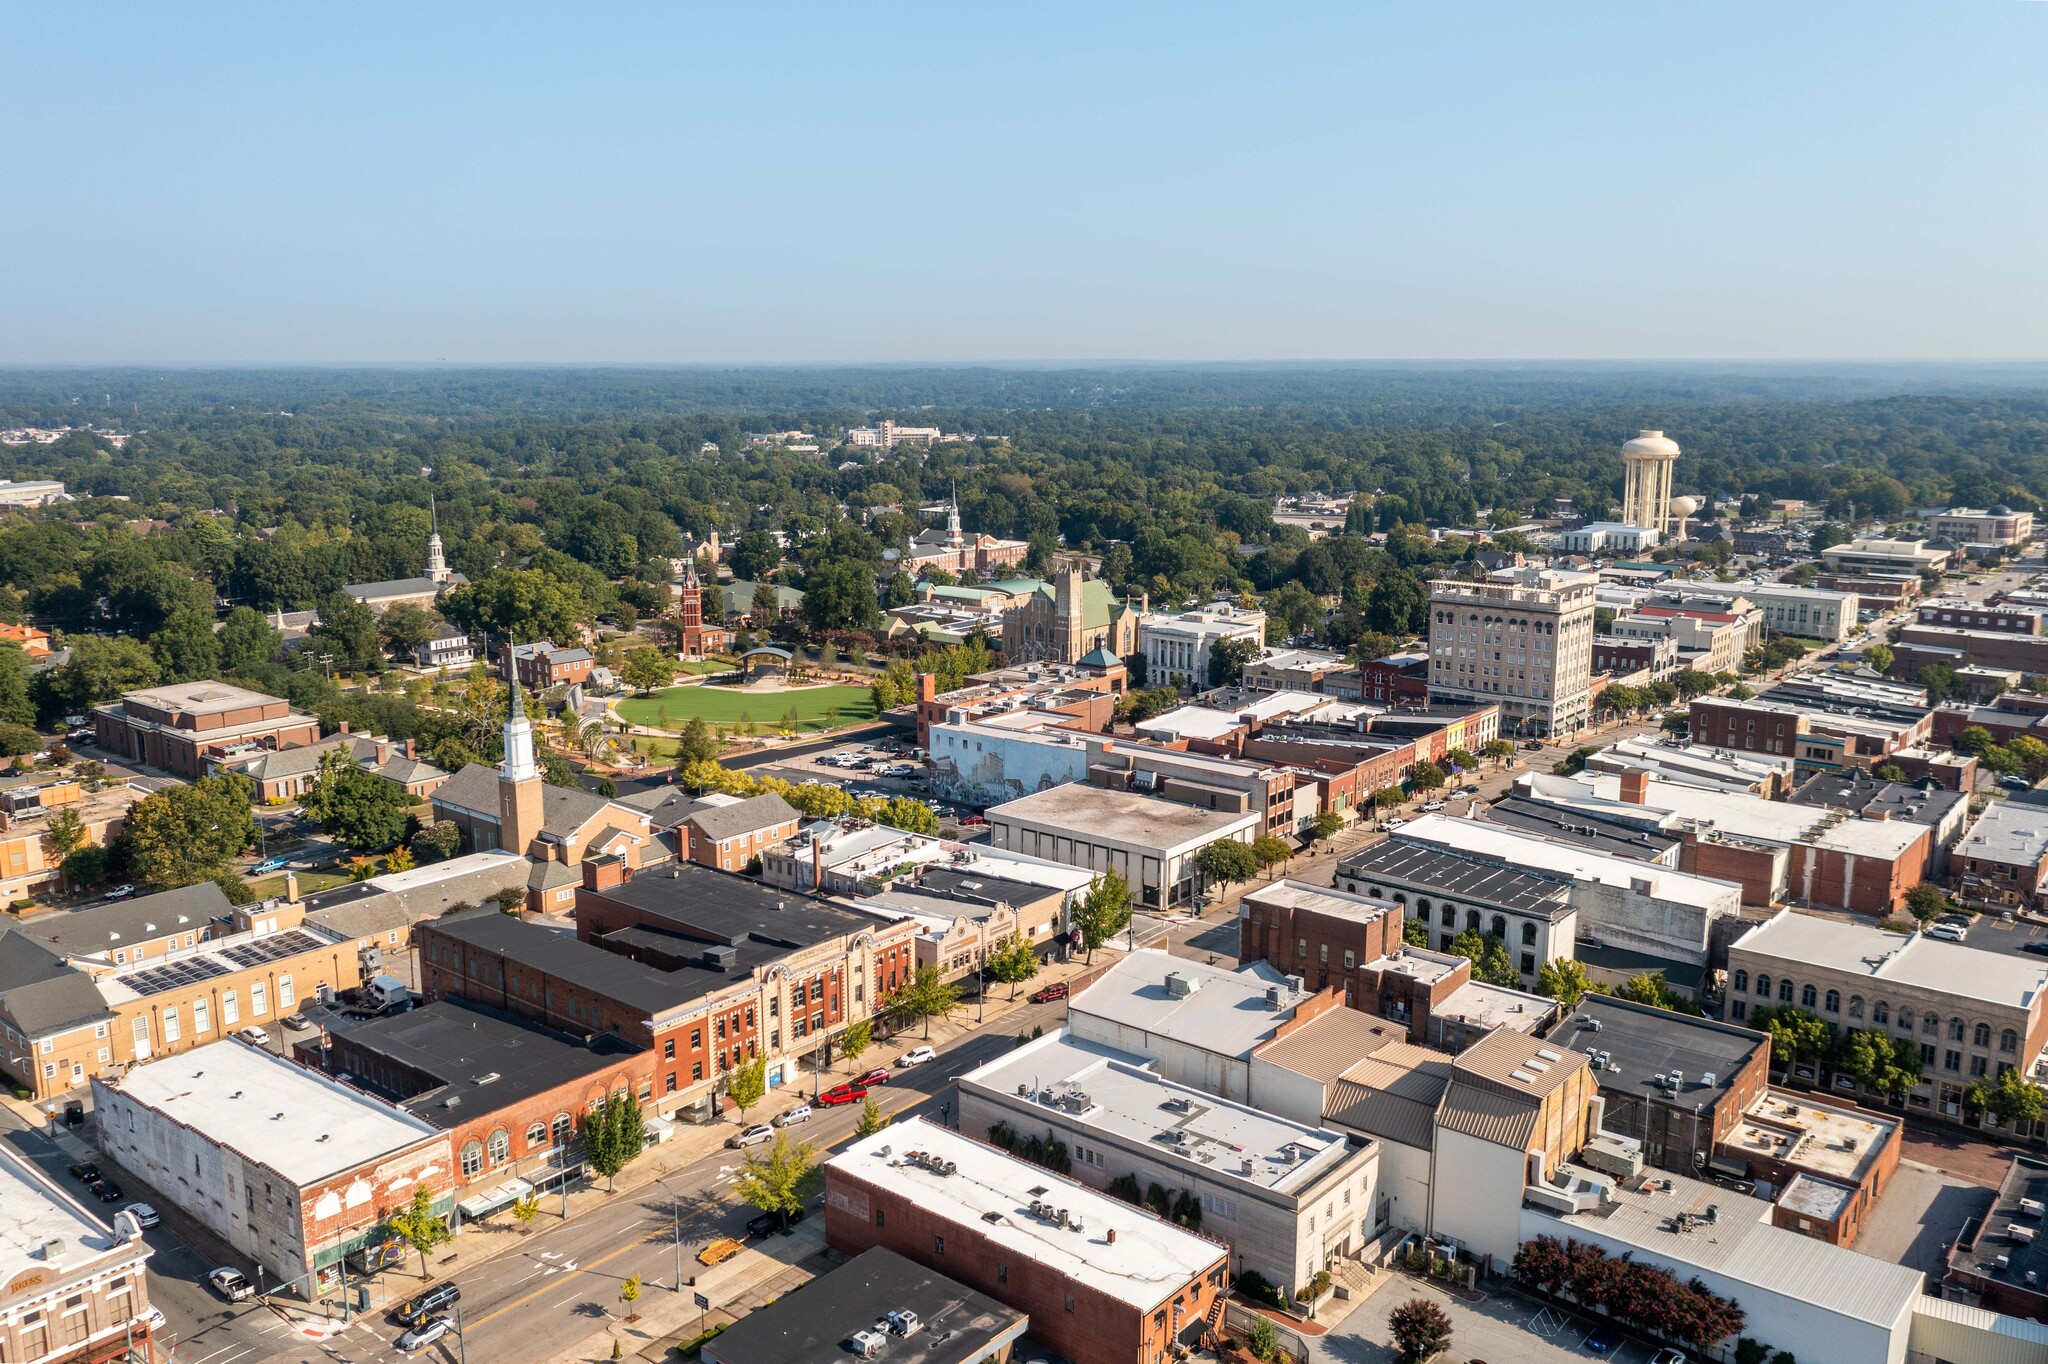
[1848,996,1864,1020]
[1778,978,1793,1002]
[1417,899,1432,916]
[1440,906,1454,927]
[1733,970,1749,993]
[552,1113,573,1146]
[1465,910,1481,931]
[1923,1012,1940,1035]
[1490,916,1507,940]
[1754,974,1770,998]
[1823,990,1840,1014]
[1521,923,1537,946]
[488,1129,510,1166]
[1873,1001,1889,1025]
[1975,1023,1992,1048]
[526,1121,547,1148]
[1800,984,1817,1009]
[2004,1030,2020,1054]
[461,1141,483,1179]
[1950,1017,1967,1042]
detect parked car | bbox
[1584,1323,1619,1356]
[283,1013,311,1031]
[1927,922,1968,943]
[137,1306,166,1335]
[896,1045,936,1068]
[90,1181,123,1202]
[2001,775,2033,790]
[773,1104,812,1127]
[101,884,136,901]
[727,1123,775,1148]
[1648,1350,1687,1364]
[66,1162,98,1183]
[854,1067,892,1086]
[124,1202,160,1228]
[1382,817,1408,830]
[747,1205,807,1238]
[236,1026,271,1046]
[1420,800,1446,812]
[961,814,987,826]
[2023,941,2048,958]
[393,1282,460,1325]
[207,1267,255,1302]
[819,1082,869,1106]
[397,1317,453,1353]
[697,1237,744,1266]
[1029,982,1070,1004]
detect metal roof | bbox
[1340,837,1574,919]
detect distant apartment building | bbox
[1427,567,1598,738]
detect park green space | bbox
[614,682,877,732]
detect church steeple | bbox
[946,480,964,547]
[496,646,545,859]
[501,659,538,783]
[426,497,452,585]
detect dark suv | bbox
[394,1282,461,1325]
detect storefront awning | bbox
[457,1177,534,1220]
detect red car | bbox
[854,1067,892,1086]
[819,1082,869,1107]
[1030,982,1070,1003]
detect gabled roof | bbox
[431,764,638,841]
[0,931,112,1037]
[685,793,800,843]
[21,883,230,955]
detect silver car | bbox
[397,1316,453,1353]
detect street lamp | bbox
[658,1177,685,1294]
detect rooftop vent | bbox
[1164,971,1198,997]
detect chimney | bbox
[375,739,390,765]
[811,833,824,889]
[1870,809,1890,821]
[916,673,937,704]
[338,721,350,735]
[1619,770,1649,805]
[582,854,630,893]
[405,738,416,760]
[285,871,299,904]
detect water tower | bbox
[1620,430,1682,540]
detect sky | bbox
[2,3,2044,364]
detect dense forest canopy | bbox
[0,363,2045,653]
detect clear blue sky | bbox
[4,3,2043,363]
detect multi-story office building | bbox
[92,681,321,779]
[0,1142,154,1363]
[1680,580,1861,644]
[1427,568,1597,738]
[1928,506,2035,549]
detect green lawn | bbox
[248,869,355,898]
[614,683,877,733]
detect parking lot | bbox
[1315,1277,1679,1364]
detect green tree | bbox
[621,647,672,694]
[1984,1068,2047,1126]
[1481,738,1516,767]
[1307,810,1344,842]
[1402,917,1429,947]
[1073,868,1132,962]
[1250,834,1294,878]
[0,724,40,757]
[854,1096,891,1138]
[892,966,961,1039]
[839,1017,872,1068]
[1864,642,1894,673]
[726,1055,767,1119]
[1447,930,1522,987]
[1612,970,1703,1016]
[0,644,33,729]
[802,560,884,632]
[733,1132,817,1225]
[120,773,258,889]
[1672,668,1717,700]
[676,714,720,767]
[218,607,282,674]
[1206,635,1262,688]
[376,602,441,657]
[985,934,1040,999]
[1536,957,1593,1010]
[442,566,590,644]
[385,1186,449,1278]
[1749,1005,1833,1066]
[1904,883,1950,923]
[302,749,416,851]
[149,607,222,683]
[729,530,781,582]
[49,635,161,715]
[619,1274,641,1319]
[410,820,463,863]
[1373,786,1406,822]
[583,1092,647,1192]
[1835,1028,1923,1097]
[511,1192,540,1234]
[1196,838,1260,890]
[311,592,383,672]
[44,808,86,864]
[1873,762,1906,782]
[1409,760,1446,793]
[1247,1314,1279,1362]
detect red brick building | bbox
[826,1119,1230,1364]
[507,639,595,688]
[93,680,321,778]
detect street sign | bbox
[694,1292,710,1310]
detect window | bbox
[1754,973,1770,998]
[163,1008,181,1043]
[1343,950,1355,970]
[553,1113,573,1145]
[1522,922,1537,946]
[1521,953,1535,975]
[1318,943,1328,964]
[1778,979,1792,1002]
[1972,1056,1989,1077]
[691,1028,702,1049]
[1944,1050,1962,1073]
[1297,938,1307,958]
[1873,1001,1889,1025]
[223,991,239,1025]
[193,998,210,1033]
[1923,1012,1940,1035]
[1950,1018,1967,1042]
[997,1264,1008,1283]
[278,975,294,1008]
[462,1141,483,1178]
[1439,906,1453,928]
[1465,910,1481,931]
[488,1130,510,1165]
[665,1073,677,1094]
[1975,1023,1992,1048]
[1731,1001,1747,1021]
[1491,916,1507,940]
[1800,985,1817,1009]
[664,1039,675,1061]
[251,982,267,1016]
[1065,1294,1075,1314]
[2003,1029,2020,1054]
[811,980,824,1002]
[1848,996,1864,1020]
[527,1121,547,1146]
[38,1038,50,1055]
[692,1062,704,1082]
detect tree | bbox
[375,602,440,658]
[385,1186,449,1278]
[1984,1067,2047,1127]
[726,1055,767,1119]
[802,560,883,632]
[1306,810,1344,843]
[1409,760,1446,793]
[984,934,1040,999]
[218,607,282,675]
[0,644,33,730]
[1387,1297,1452,1364]
[583,1092,647,1192]
[302,749,416,851]
[410,820,462,863]
[1196,838,1260,890]
[1073,869,1132,962]
[1672,668,1717,700]
[892,966,961,1038]
[675,714,720,767]
[1749,1005,1833,1066]
[855,1096,891,1138]
[121,773,258,889]
[44,808,86,865]
[1536,957,1592,1010]
[1206,635,1262,688]
[1481,738,1516,767]
[1835,1028,1923,1097]
[1251,835,1294,878]
[840,1017,872,1067]
[618,1274,641,1321]
[1904,883,1950,923]
[729,530,782,582]
[150,607,223,683]
[311,592,383,672]
[1864,642,1895,673]
[1246,1314,1279,1362]
[385,844,416,873]
[621,648,672,694]
[442,566,589,644]
[1612,970,1703,1016]
[1447,930,1521,987]
[49,636,160,715]
[1373,786,1406,823]
[734,1132,817,1226]
[0,724,39,757]
[511,1193,540,1234]
[1918,661,1961,706]
[1402,917,1429,947]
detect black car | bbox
[394,1282,461,1326]
[747,1205,806,1238]
[66,1162,99,1183]
[90,1182,123,1202]
[2022,941,2048,958]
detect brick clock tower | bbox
[674,558,732,662]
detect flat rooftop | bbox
[1398,809,1750,911]
[962,1031,1358,1196]
[0,1145,142,1288]
[427,912,702,1018]
[1480,797,1683,861]
[95,921,347,1005]
[105,1038,440,1184]
[1529,1165,1924,1327]
[1779,1172,1856,1223]
[1574,773,1927,860]
[1957,1156,2048,1298]
[1435,980,1552,1034]
[1241,879,1400,928]
[1070,950,1303,1062]
[1552,995,1766,1116]
[1731,909,2048,1010]
[828,1118,1225,1311]
[700,1247,1025,1364]
[1726,1090,1896,1187]
[118,680,287,715]
[1956,800,2048,870]
[987,784,1258,850]
[327,999,640,1129]
[1341,836,1574,920]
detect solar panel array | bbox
[218,930,325,968]
[125,956,231,998]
